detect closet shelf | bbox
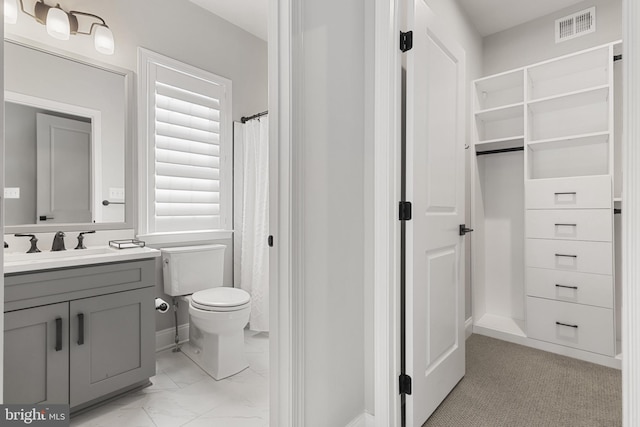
[527,131,610,151]
[527,85,609,114]
[527,46,609,86]
[475,103,524,122]
[475,69,524,106]
[475,68,524,90]
[476,136,524,152]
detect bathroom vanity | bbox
[3,251,158,413]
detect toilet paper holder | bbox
[155,298,169,313]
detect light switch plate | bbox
[4,188,20,199]
[109,188,125,201]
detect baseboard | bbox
[465,317,473,339]
[345,412,375,427]
[156,324,189,352]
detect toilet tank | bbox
[161,244,226,296]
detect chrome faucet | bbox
[51,231,66,251]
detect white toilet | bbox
[161,244,251,380]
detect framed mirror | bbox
[4,38,134,232]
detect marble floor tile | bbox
[71,405,155,427]
[71,329,269,427]
[183,400,269,427]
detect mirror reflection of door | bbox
[36,113,92,224]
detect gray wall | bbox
[4,104,91,226]
[5,0,268,122]
[483,0,622,76]
[4,103,37,226]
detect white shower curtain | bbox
[240,116,269,332]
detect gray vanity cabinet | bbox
[4,303,69,404]
[3,259,156,412]
[69,287,155,407]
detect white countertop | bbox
[4,246,161,274]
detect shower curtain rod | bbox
[241,110,268,123]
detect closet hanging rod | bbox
[476,146,524,156]
[241,110,268,123]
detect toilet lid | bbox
[191,287,251,310]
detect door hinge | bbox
[400,31,413,52]
[268,235,274,247]
[399,374,413,395]
[459,224,474,236]
[399,201,412,221]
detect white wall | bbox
[296,0,366,425]
[483,0,622,76]
[5,0,268,332]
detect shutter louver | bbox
[152,67,225,232]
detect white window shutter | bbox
[144,57,231,233]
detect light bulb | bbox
[4,0,18,24]
[46,7,70,41]
[94,25,114,55]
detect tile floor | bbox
[71,330,269,427]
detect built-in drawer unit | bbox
[526,209,612,242]
[525,175,612,210]
[526,296,614,356]
[525,268,613,308]
[525,239,612,275]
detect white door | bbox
[405,1,466,425]
[36,113,92,224]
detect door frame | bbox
[621,1,640,425]
[372,1,640,427]
[372,0,403,425]
[269,0,303,425]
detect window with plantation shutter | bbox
[139,49,232,236]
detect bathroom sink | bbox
[4,246,161,274]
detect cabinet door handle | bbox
[554,223,577,227]
[555,284,578,290]
[555,253,577,258]
[78,313,85,345]
[55,317,62,351]
[554,192,577,195]
[556,321,579,329]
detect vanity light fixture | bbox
[4,0,115,55]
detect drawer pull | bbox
[554,192,577,195]
[554,223,577,227]
[555,253,577,258]
[556,321,579,329]
[78,313,85,346]
[55,317,62,352]
[555,284,578,290]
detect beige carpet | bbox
[424,334,621,427]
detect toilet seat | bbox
[190,287,251,312]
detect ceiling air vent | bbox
[555,7,596,43]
